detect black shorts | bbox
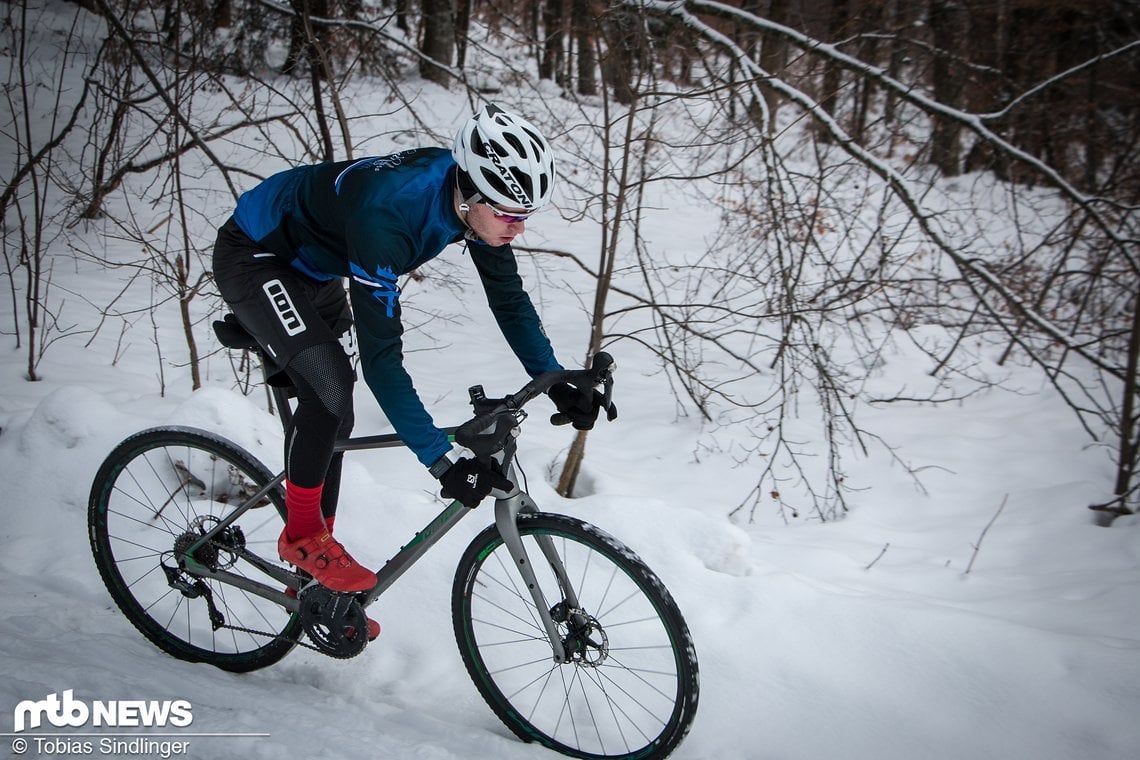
[212,217,352,376]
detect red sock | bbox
[324,515,336,534]
[285,481,326,541]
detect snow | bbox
[5,361,1139,760]
[3,4,1140,760]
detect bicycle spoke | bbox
[454,514,697,759]
[90,428,300,672]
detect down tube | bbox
[363,499,471,604]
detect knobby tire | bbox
[452,513,699,760]
[88,427,301,672]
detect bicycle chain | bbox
[214,587,369,658]
[170,535,362,657]
[215,621,327,654]
[192,585,327,654]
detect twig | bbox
[91,0,239,199]
[964,494,1008,575]
[864,542,890,570]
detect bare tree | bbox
[2,1,100,380]
[13,0,1139,525]
[584,0,1140,520]
[420,0,455,87]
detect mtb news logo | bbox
[13,690,193,733]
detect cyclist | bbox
[211,105,612,607]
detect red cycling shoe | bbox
[278,529,377,593]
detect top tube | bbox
[333,430,458,453]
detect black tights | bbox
[283,342,355,520]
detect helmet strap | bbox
[454,174,484,242]
[455,168,483,205]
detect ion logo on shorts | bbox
[262,279,307,336]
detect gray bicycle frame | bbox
[180,427,578,664]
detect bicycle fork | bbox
[493,494,577,665]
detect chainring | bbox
[298,585,370,659]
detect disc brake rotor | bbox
[552,602,609,666]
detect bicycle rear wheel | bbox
[88,426,301,672]
[453,513,699,760]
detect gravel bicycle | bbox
[87,317,699,760]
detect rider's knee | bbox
[287,342,355,421]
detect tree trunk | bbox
[882,0,909,149]
[556,429,589,496]
[455,0,471,69]
[540,0,562,82]
[574,0,596,95]
[849,0,881,142]
[816,0,848,143]
[1107,291,1140,518]
[556,104,639,497]
[600,8,637,105]
[929,0,967,175]
[211,0,232,28]
[395,0,409,33]
[420,0,455,87]
[758,0,789,136]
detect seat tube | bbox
[493,495,569,664]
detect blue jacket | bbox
[233,147,562,467]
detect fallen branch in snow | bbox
[864,542,890,571]
[965,494,1008,575]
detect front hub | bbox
[552,602,609,666]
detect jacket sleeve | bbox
[349,280,453,468]
[469,243,563,377]
[346,213,453,468]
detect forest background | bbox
[5,0,1139,521]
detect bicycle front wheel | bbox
[88,426,301,672]
[453,513,699,760]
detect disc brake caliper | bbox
[551,601,609,666]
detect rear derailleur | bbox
[160,516,247,630]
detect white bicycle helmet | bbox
[453,104,555,212]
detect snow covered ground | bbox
[3,4,1140,759]
[4,215,1140,760]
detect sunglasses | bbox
[487,205,535,224]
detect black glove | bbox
[548,382,618,431]
[438,457,513,508]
